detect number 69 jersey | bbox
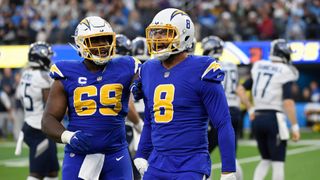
[251,60,299,112]
[50,56,140,153]
[17,69,53,130]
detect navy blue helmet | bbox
[116,34,132,56]
[28,41,53,70]
[201,36,224,59]
[269,39,293,64]
[131,37,149,61]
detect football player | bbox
[237,39,300,180]
[202,36,243,180]
[41,16,140,179]
[17,42,59,180]
[132,8,236,180]
[115,34,143,180]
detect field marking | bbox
[212,145,320,170]
[1,141,320,168]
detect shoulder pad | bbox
[49,61,65,80]
[132,57,141,74]
[283,65,299,82]
[201,60,225,82]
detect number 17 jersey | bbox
[251,60,299,112]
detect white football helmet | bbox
[146,8,195,61]
[74,16,116,65]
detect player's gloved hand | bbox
[134,158,148,176]
[220,172,236,180]
[130,79,143,101]
[61,130,92,153]
[133,119,144,133]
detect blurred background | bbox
[0,0,319,179]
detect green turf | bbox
[0,131,319,179]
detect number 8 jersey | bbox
[49,56,140,153]
[250,60,299,112]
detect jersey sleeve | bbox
[201,59,225,82]
[200,80,236,172]
[49,62,66,80]
[135,98,153,160]
[36,71,53,89]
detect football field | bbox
[0,131,319,180]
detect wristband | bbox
[291,124,300,132]
[61,130,75,144]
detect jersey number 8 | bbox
[153,84,175,123]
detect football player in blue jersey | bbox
[237,39,300,180]
[202,36,243,180]
[16,42,59,180]
[41,16,140,180]
[131,8,236,180]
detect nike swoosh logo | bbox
[116,156,124,161]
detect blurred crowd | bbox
[1,0,320,45]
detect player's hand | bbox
[130,79,143,101]
[220,172,236,180]
[291,124,300,142]
[133,119,144,133]
[248,107,255,121]
[61,130,92,153]
[134,158,148,176]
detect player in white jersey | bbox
[16,42,59,180]
[237,39,300,180]
[201,36,243,180]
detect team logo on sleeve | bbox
[50,64,64,78]
[201,61,221,79]
[170,10,188,21]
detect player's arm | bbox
[41,80,67,143]
[283,81,300,142]
[236,78,255,120]
[127,95,144,133]
[200,60,236,175]
[134,97,153,176]
[201,81,236,173]
[42,88,50,104]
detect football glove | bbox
[61,130,92,153]
[220,172,236,180]
[134,158,148,176]
[130,79,143,101]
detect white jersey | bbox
[17,68,52,129]
[221,61,240,108]
[251,61,299,112]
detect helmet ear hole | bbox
[185,36,190,42]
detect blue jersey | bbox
[136,55,236,175]
[50,56,140,154]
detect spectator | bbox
[310,81,320,102]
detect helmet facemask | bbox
[76,32,116,65]
[146,25,180,61]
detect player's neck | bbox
[162,52,188,69]
[83,59,106,72]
